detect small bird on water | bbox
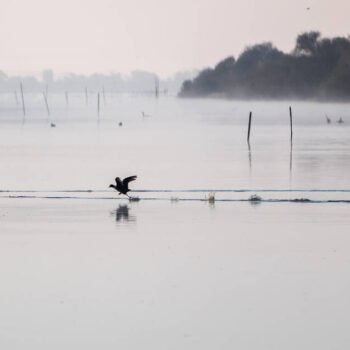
[109,175,137,197]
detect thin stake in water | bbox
[43,92,50,117]
[65,91,69,106]
[97,92,100,121]
[248,141,252,173]
[247,111,252,142]
[289,106,293,141]
[290,142,293,174]
[20,82,26,118]
[85,87,88,106]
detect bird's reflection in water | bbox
[110,204,136,224]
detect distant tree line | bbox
[179,32,350,100]
[0,69,197,95]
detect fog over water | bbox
[0,94,349,192]
[0,95,350,349]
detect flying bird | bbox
[109,175,137,197]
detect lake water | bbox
[0,94,350,349]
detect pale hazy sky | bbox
[0,0,349,77]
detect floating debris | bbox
[208,192,215,203]
[170,197,179,202]
[202,192,216,203]
[118,122,123,127]
[248,194,262,201]
[50,122,56,128]
[292,198,311,202]
[129,196,140,202]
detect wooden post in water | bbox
[289,106,293,183]
[247,111,252,143]
[43,92,50,117]
[20,82,26,118]
[97,92,100,121]
[85,87,88,106]
[65,91,69,106]
[14,91,19,105]
[289,106,293,141]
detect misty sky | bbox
[0,0,349,77]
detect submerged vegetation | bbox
[179,32,350,100]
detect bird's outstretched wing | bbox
[115,177,123,186]
[123,175,137,186]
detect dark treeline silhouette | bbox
[179,32,350,100]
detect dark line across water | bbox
[1,195,350,204]
[1,189,350,193]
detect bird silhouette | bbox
[109,175,137,197]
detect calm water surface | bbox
[0,95,350,349]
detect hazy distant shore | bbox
[0,69,198,95]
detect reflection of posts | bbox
[290,143,293,173]
[248,141,252,174]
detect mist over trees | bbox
[0,70,197,95]
[179,32,350,100]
